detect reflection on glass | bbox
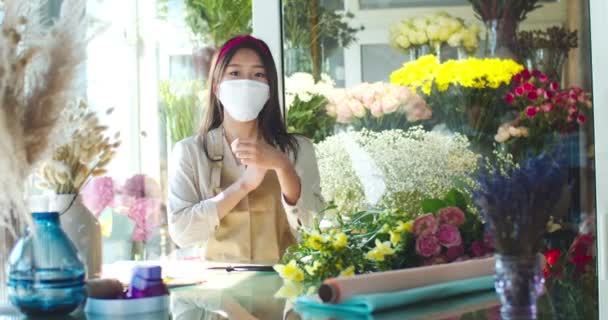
[281,0,596,317]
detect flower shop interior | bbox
[1,0,608,319]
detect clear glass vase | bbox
[1,227,18,313]
[484,19,519,59]
[523,47,567,84]
[495,254,545,320]
[7,212,86,316]
[407,44,434,62]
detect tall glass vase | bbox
[485,19,519,60]
[495,254,545,320]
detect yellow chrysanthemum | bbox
[332,232,348,249]
[390,55,523,95]
[339,265,356,278]
[306,231,326,251]
[274,260,304,283]
[304,261,322,276]
[389,230,402,245]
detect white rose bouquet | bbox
[390,12,480,55]
[285,73,336,143]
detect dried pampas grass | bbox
[0,0,87,236]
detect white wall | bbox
[590,0,608,318]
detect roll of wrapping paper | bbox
[318,256,495,304]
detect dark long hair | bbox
[200,35,298,161]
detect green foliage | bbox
[286,95,335,143]
[158,80,206,146]
[184,0,252,47]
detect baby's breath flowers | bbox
[315,127,479,214]
[37,101,120,194]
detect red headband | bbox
[216,35,271,66]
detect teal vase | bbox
[7,212,86,316]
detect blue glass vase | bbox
[7,212,86,316]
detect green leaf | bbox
[421,199,447,214]
[444,189,467,210]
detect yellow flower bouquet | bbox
[390,55,523,153]
[274,189,488,298]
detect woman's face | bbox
[221,48,268,84]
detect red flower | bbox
[515,86,525,96]
[523,82,535,92]
[521,69,532,80]
[544,90,554,99]
[505,93,515,104]
[572,233,594,256]
[531,70,541,78]
[550,82,560,91]
[526,106,538,118]
[568,113,576,122]
[543,266,551,278]
[578,114,586,124]
[527,91,539,101]
[539,73,549,83]
[512,74,522,84]
[545,249,561,265]
[572,255,593,272]
[568,105,578,114]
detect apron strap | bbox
[207,128,224,196]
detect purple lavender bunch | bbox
[473,151,569,256]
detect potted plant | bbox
[184,0,252,78]
[283,0,363,80]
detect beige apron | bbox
[204,128,296,264]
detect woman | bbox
[168,35,324,264]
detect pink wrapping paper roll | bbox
[318,256,495,303]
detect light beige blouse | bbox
[167,130,324,249]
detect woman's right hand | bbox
[239,165,267,192]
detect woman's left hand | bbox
[231,138,290,171]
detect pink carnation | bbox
[525,106,538,118]
[523,82,535,92]
[445,245,464,262]
[416,234,441,257]
[438,207,466,227]
[80,177,115,217]
[413,213,438,236]
[437,224,462,248]
[470,240,487,257]
[504,93,515,104]
[577,114,586,124]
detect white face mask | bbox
[218,79,270,122]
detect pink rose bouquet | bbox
[325,82,431,131]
